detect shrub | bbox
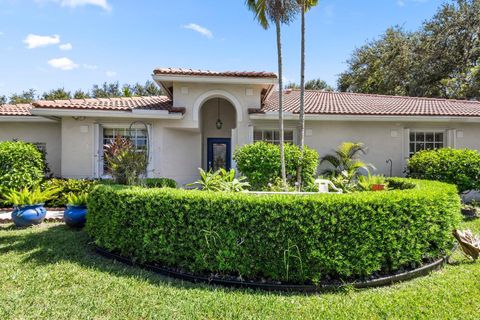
[87,179,461,283]
[104,136,148,185]
[233,142,319,190]
[144,178,177,189]
[187,168,249,192]
[2,187,60,206]
[41,178,97,207]
[407,148,480,192]
[0,141,45,190]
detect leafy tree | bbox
[338,0,480,100]
[246,0,298,188]
[305,79,333,91]
[91,82,122,98]
[9,89,37,104]
[73,90,91,99]
[42,88,72,100]
[0,95,6,105]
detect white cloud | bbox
[106,70,117,77]
[48,57,79,70]
[41,0,111,11]
[183,23,213,39]
[59,43,72,50]
[83,64,98,70]
[24,34,60,49]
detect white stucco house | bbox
[2,67,480,186]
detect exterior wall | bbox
[0,121,62,176]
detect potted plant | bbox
[357,174,387,192]
[3,187,59,227]
[370,175,387,191]
[64,192,88,228]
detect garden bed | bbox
[86,178,461,286]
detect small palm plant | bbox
[188,168,250,192]
[321,142,372,177]
[3,187,60,207]
[66,192,88,207]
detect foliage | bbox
[66,192,88,207]
[41,178,97,207]
[1,219,480,319]
[2,187,59,206]
[0,141,45,190]
[234,142,319,190]
[407,148,480,192]
[87,179,461,283]
[286,79,333,91]
[357,174,387,191]
[187,168,249,192]
[338,0,480,100]
[104,136,148,186]
[42,88,71,100]
[320,142,371,189]
[0,95,6,104]
[73,90,91,99]
[143,178,177,189]
[9,89,36,104]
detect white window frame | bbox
[94,123,153,178]
[253,127,296,144]
[407,128,447,158]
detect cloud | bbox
[183,23,213,39]
[83,64,98,70]
[106,70,117,77]
[24,34,60,49]
[41,0,111,11]
[59,43,72,50]
[397,0,405,6]
[48,57,79,70]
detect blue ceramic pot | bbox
[11,204,47,227]
[64,205,87,228]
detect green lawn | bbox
[0,218,479,320]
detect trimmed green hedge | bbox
[86,179,461,283]
[408,148,480,192]
[143,178,177,189]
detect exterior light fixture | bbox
[216,98,223,130]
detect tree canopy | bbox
[338,0,480,100]
[1,81,163,105]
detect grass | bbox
[0,218,478,320]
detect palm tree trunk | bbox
[276,17,287,188]
[296,1,306,191]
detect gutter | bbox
[30,108,185,120]
[249,113,480,123]
[0,116,59,123]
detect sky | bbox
[0,0,445,97]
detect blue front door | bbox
[207,138,231,171]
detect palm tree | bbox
[246,0,298,188]
[320,142,371,178]
[296,0,318,191]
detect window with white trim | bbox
[253,129,294,144]
[102,127,148,173]
[409,131,444,157]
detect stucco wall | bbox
[0,121,62,176]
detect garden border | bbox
[93,245,448,293]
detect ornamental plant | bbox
[0,141,45,190]
[3,187,60,207]
[233,142,318,190]
[66,192,88,207]
[407,148,480,192]
[188,168,249,192]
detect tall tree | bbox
[296,0,318,191]
[246,0,298,188]
[305,78,333,91]
[9,89,36,104]
[42,88,72,100]
[0,95,6,105]
[73,90,91,99]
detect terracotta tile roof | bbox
[32,96,183,113]
[153,67,277,79]
[0,104,33,116]
[257,90,480,117]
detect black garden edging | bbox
[93,246,448,293]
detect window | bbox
[253,129,294,144]
[409,131,444,157]
[102,127,148,173]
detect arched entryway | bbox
[200,98,237,171]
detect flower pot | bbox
[371,184,386,191]
[64,205,87,228]
[11,204,47,227]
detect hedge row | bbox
[86,179,461,283]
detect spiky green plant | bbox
[3,187,60,206]
[66,192,88,207]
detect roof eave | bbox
[152,74,278,85]
[30,108,184,119]
[250,113,480,122]
[0,115,58,122]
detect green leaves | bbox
[86,179,460,283]
[3,186,60,206]
[187,168,250,192]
